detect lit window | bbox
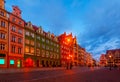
[36,49,40,56]
[31,40,34,46]
[0,59,5,64]
[25,39,29,44]
[0,43,5,50]
[30,47,34,54]
[25,46,29,53]
[10,60,14,65]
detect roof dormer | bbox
[12,5,22,18]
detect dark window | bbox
[18,47,22,54]
[0,43,5,50]
[11,36,16,42]
[0,32,5,39]
[11,26,16,32]
[1,21,5,27]
[18,38,22,44]
[11,46,15,53]
[0,11,4,16]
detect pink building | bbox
[8,6,25,68]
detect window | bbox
[25,39,29,44]
[46,51,49,58]
[30,47,34,54]
[31,33,34,38]
[0,59,5,64]
[11,36,16,42]
[12,18,16,22]
[25,31,29,36]
[18,38,22,44]
[37,43,40,47]
[46,40,49,44]
[0,11,4,16]
[31,40,34,46]
[42,38,45,42]
[46,46,49,50]
[11,26,16,32]
[42,44,45,49]
[36,49,40,56]
[18,29,22,34]
[11,45,15,53]
[0,32,5,39]
[0,43,5,50]
[25,46,29,53]
[42,50,45,57]
[37,36,40,40]
[1,21,5,27]
[19,21,22,25]
[10,60,14,65]
[18,47,22,54]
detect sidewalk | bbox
[0,67,65,74]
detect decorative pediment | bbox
[26,21,33,30]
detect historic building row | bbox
[99,49,120,67]
[0,0,91,68]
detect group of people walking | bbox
[66,62,73,70]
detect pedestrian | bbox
[66,62,69,70]
[70,62,73,69]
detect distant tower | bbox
[12,5,22,18]
[0,0,5,9]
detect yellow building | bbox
[0,0,9,68]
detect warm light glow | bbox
[109,55,112,58]
[67,38,70,42]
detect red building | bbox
[58,32,73,66]
[99,54,107,66]
[8,6,25,68]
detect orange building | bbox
[8,6,25,68]
[0,0,9,68]
[58,32,73,66]
[99,54,107,66]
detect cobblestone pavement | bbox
[0,67,119,82]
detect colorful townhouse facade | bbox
[106,49,120,67]
[8,6,25,68]
[99,54,107,66]
[0,0,89,68]
[0,0,8,68]
[24,22,60,67]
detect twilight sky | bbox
[6,0,120,60]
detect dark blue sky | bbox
[6,0,120,59]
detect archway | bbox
[25,58,34,67]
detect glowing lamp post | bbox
[109,55,112,70]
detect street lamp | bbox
[109,55,112,70]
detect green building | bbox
[24,22,60,67]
